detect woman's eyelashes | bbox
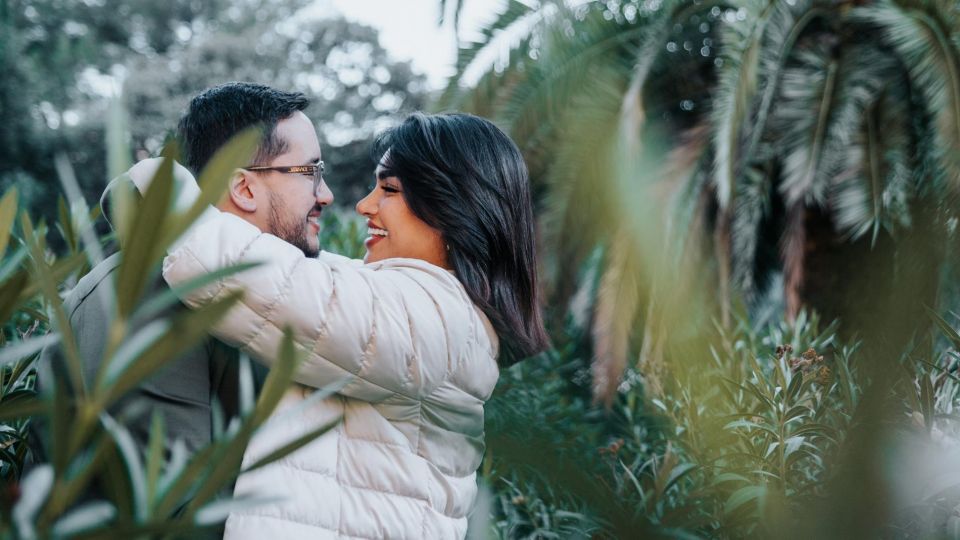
[368,180,401,194]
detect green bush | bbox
[479,310,960,539]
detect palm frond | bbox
[437,0,543,111]
[711,0,777,210]
[437,0,468,37]
[745,0,826,163]
[504,5,646,151]
[770,41,844,206]
[730,164,772,301]
[829,59,913,243]
[856,0,960,192]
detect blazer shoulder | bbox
[63,252,123,318]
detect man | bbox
[33,82,333,473]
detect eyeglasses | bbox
[244,161,325,192]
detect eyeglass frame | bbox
[243,161,325,192]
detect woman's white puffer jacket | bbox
[162,210,500,539]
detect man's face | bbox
[259,111,333,257]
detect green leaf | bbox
[97,320,170,394]
[17,252,87,306]
[619,460,646,500]
[57,195,77,253]
[0,186,18,259]
[101,291,243,404]
[54,153,108,269]
[238,353,255,418]
[249,327,303,427]
[0,333,60,369]
[929,306,960,350]
[662,462,697,494]
[12,464,54,536]
[157,439,189,499]
[724,419,779,439]
[0,395,45,422]
[115,157,174,318]
[4,353,38,392]
[146,411,165,508]
[49,376,71,475]
[785,447,821,470]
[723,485,767,516]
[154,443,220,517]
[920,374,935,433]
[772,45,841,205]
[181,328,305,514]
[51,501,117,537]
[99,414,147,520]
[722,376,776,410]
[790,422,839,442]
[0,246,27,283]
[131,261,260,323]
[712,472,751,486]
[785,371,808,405]
[764,440,779,459]
[20,214,86,396]
[782,435,805,459]
[783,403,811,424]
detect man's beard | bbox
[267,192,319,258]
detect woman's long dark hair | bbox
[372,112,549,365]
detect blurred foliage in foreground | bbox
[0,132,339,537]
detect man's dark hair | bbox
[372,112,549,365]
[177,82,310,175]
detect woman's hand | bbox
[128,158,201,211]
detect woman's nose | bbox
[356,189,376,217]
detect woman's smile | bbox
[364,221,389,249]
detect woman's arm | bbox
[164,204,477,401]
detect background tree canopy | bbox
[0,0,427,222]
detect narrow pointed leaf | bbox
[0,187,18,259]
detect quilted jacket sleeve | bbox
[162,209,484,402]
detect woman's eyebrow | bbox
[377,170,393,180]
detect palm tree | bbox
[436,0,960,402]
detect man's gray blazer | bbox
[33,251,264,460]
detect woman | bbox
[159,112,549,538]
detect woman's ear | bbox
[227,170,258,213]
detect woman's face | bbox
[355,162,447,267]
